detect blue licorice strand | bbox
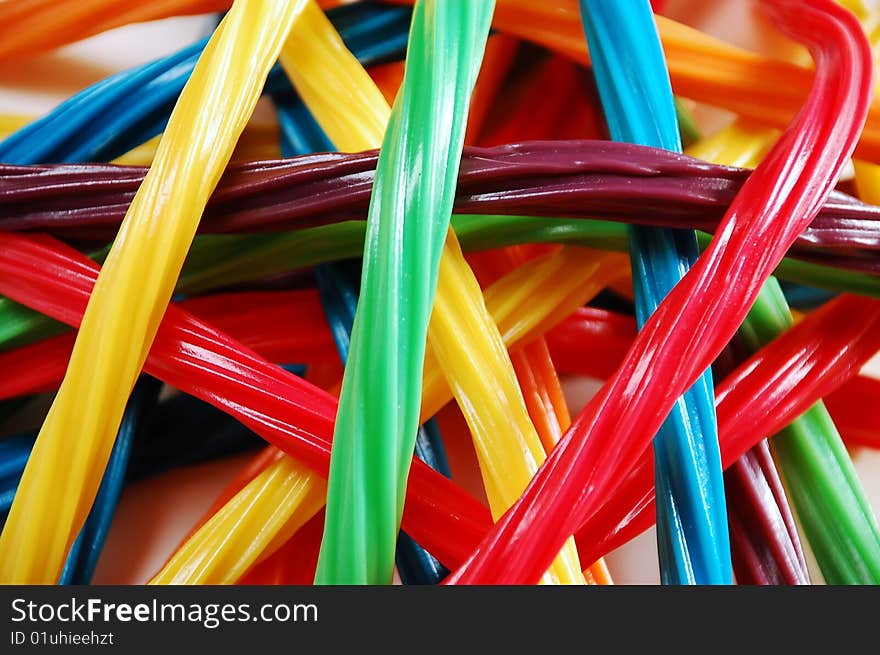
[58,376,163,585]
[779,282,837,310]
[0,3,410,165]
[327,3,412,66]
[285,82,451,583]
[0,367,307,519]
[0,434,32,481]
[273,94,335,156]
[580,0,731,585]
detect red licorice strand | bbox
[0,290,338,401]
[0,232,492,569]
[545,306,637,380]
[480,56,597,146]
[716,295,880,462]
[238,510,326,585]
[577,294,880,566]
[166,375,344,568]
[560,323,807,583]
[4,267,875,570]
[0,332,75,396]
[825,375,880,449]
[445,0,872,584]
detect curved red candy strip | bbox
[446,0,872,584]
[577,294,880,565]
[0,232,492,569]
[545,307,637,380]
[0,290,338,400]
[825,375,880,449]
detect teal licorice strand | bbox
[314,0,493,584]
[580,0,731,584]
[739,280,880,584]
[58,376,162,584]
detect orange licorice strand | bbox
[0,0,227,62]
[469,243,611,584]
[377,0,880,160]
[465,33,521,145]
[367,60,406,107]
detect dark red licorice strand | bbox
[724,442,810,585]
[0,233,492,569]
[5,146,880,266]
[0,290,338,400]
[728,508,775,585]
[713,339,808,586]
[576,294,880,566]
[445,0,872,584]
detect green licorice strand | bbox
[4,217,880,354]
[674,97,702,149]
[0,299,66,351]
[314,0,494,584]
[177,225,367,294]
[740,278,880,584]
[773,411,880,584]
[176,221,879,300]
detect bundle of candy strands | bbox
[1,0,880,586]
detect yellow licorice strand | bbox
[155,1,388,585]
[685,121,777,170]
[150,459,326,585]
[279,0,388,151]
[284,0,593,584]
[428,237,584,584]
[420,247,628,420]
[854,159,880,204]
[0,113,30,139]
[113,121,282,167]
[841,0,880,51]
[0,0,308,584]
[149,4,374,584]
